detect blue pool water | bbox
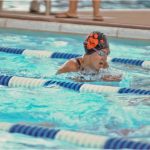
[0,28,150,149]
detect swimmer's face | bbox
[101,48,110,56]
[90,53,109,71]
[94,48,110,61]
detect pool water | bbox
[0,28,150,149]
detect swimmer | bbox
[56,31,122,82]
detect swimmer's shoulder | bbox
[66,57,81,66]
[56,57,82,74]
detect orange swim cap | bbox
[84,31,109,55]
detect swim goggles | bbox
[93,48,108,56]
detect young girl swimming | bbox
[56,31,122,82]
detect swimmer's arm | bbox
[56,59,78,74]
[72,75,122,82]
[102,75,122,82]
[70,77,95,82]
[70,74,122,82]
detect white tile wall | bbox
[118,28,150,40]
[0,18,150,40]
[6,19,60,32]
[0,18,6,27]
[60,23,118,37]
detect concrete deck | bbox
[0,10,150,30]
[0,10,150,39]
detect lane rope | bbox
[0,75,150,95]
[0,47,149,69]
[0,122,149,149]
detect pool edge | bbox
[0,18,150,40]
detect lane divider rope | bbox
[0,47,149,69]
[0,75,150,95]
[0,122,149,149]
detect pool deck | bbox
[0,10,150,39]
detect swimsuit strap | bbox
[76,58,81,67]
[75,58,84,71]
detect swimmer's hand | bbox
[69,76,94,82]
[102,75,122,82]
[69,75,122,82]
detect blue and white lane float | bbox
[0,47,150,69]
[0,75,150,95]
[0,122,149,149]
